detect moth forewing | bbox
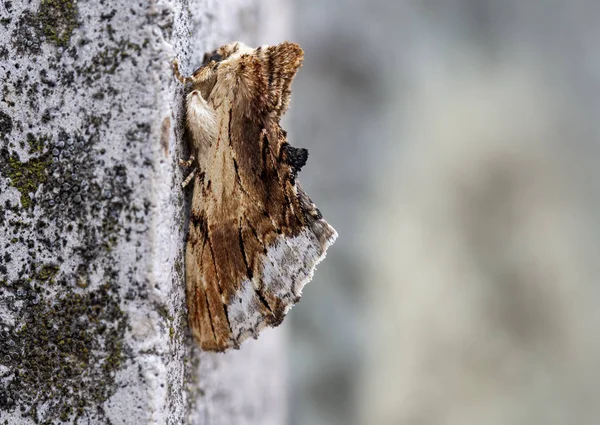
[175,41,337,352]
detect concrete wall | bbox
[0,0,288,423]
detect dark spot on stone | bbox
[100,9,117,21]
[0,111,13,136]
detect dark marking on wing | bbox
[238,220,253,280]
[281,143,308,174]
[254,287,275,316]
[204,292,218,345]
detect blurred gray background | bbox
[281,1,600,425]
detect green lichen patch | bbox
[1,145,51,210]
[38,0,79,48]
[11,0,79,55]
[0,285,128,422]
[36,263,60,282]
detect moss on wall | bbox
[38,0,79,47]
[0,285,127,421]
[3,148,51,210]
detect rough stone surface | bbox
[0,0,287,423]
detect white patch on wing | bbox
[226,278,265,343]
[227,224,338,345]
[263,227,337,312]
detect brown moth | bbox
[173,42,337,352]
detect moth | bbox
[173,41,337,352]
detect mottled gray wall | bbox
[288,1,600,425]
[0,0,289,424]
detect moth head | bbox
[188,42,253,99]
[205,42,255,63]
[189,41,304,119]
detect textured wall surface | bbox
[0,0,288,423]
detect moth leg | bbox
[172,59,194,84]
[181,167,197,189]
[179,155,195,168]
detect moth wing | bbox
[186,42,337,351]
